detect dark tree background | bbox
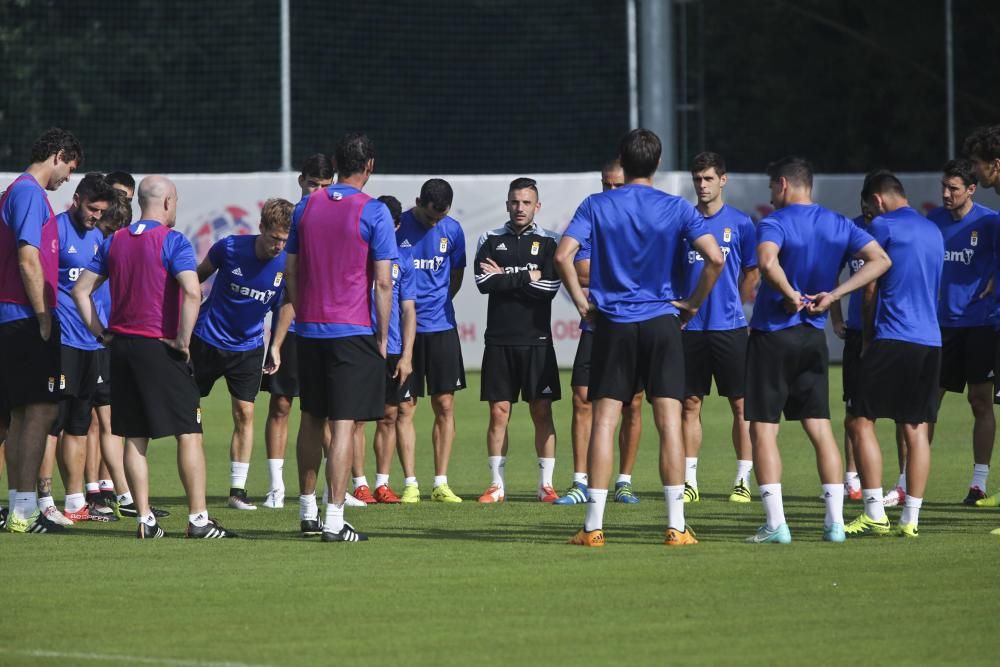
[0,0,997,174]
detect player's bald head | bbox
[137,175,175,207]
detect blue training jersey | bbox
[56,212,106,350]
[750,204,874,332]
[842,215,868,331]
[370,245,416,355]
[576,239,593,333]
[194,235,286,352]
[396,209,466,333]
[928,203,997,328]
[0,175,51,324]
[564,183,708,324]
[681,204,756,331]
[868,207,944,347]
[287,184,398,340]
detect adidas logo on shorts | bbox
[542,386,552,394]
[96,375,104,383]
[231,267,243,277]
[399,239,412,248]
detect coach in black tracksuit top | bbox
[473,178,562,502]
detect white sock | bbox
[845,471,861,491]
[735,460,753,486]
[85,482,100,495]
[863,488,885,522]
[117,491,134,506]
[15,491,38,518]
[231,461,250,490]
[900,495,923,527]
[189,511,208,527]
[323,502,345,534]
[759,483,785,531]
[664,484,685,531]
[433,475,447,488]
[538,457,555,489]
[8,489,16,509]
[584,488,608,532]
[38,494,55,511]
[404,476,418,487]
[375,473,390,489]
[267,459,284,491]
[822,483,845,528]
[299,493,318,521]
[897,472,907,492]
[488,456,505,487]
[617,473,632,484]
[353,476,369,490]
[972,464,989,490]
[65,493,86,512]
[139,511,157,527]
[685,457,698,488]
[321,486,329,505]
[98,479,114,492]
[573,471,588,485]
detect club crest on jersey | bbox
[48,376,55,392]
[60,374,66,390]
[971,231,978,247]
[196,408,202,424]
[531,241,540,256]
[273,271,283,287]
[439,237,448,253]
[723,228,732,242]
[332,191,343,201]
[392,263,400,279]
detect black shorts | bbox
[51,345,104,436]
[940,326,995,392]
[261,331,300,398]
[191,335,265,402]
[411,328,466,397]
[842,329,863,408]
[571,330,594,389]
[384,353,414,406]
[682,327,747,398]
[855,340,941,424]
[589,312,684,403]
[93,347,111,407]
[110,336,202,439]
[0,316,61,408]
[481,345,561,403]
[745,325,830,423]
[298,334,385,421]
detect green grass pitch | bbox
[2,370,999,666]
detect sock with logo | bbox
[759,483,785,531]
[488,456,505,488]
[822,483,845,529]
[685,457,698,488]
[664,484,686,531]
[584,488,607,532]
[863,488,886,521]
[538,457,555,490]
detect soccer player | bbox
[105,171,136,203]
[1,128,81,534]
[261,154,334,509]
[475,178,562,503]
[679,152,758,504]
[820,172,943,538]
[926,159,997,505]
[743,156,889,545]
[555,159,645,507]
[557,128,724,547]
[395,179,467,503]
[285,132,395,542]
[44,173,118,524]
[73,175,234,539]
[348,195,416,504]
[192,197,292,510]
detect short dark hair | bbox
[299,153,334,181]
[691,151,727,176]
[334,132,375,178]
[508,177,538,195]
[766,156,813,189]
[963,125,1000,163]
[618,128,661,179]
[101,190,133,231]
[30,127,83,165]
[104,170,135,192]
[74,172,116,204]
[602,158,622,174]
[942,158,977,187]
[377,195,403,225]
[418,178,454,212]
[861,170,905,200]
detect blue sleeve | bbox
[206,237,227,268]
[680,202,708,241]
[575,236,591,263]
[87,235,112,276]
[757,216,784,247]
[286,198,309,254]
[564,197,593,247]
[7,184,48,248]
[360,200,398,261]
[449,221,466,270]
[163,231,198,276]
[847,216,876,254]
[400,254,417,301]
[741,217,758,269]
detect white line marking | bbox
[0,648,275,667]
